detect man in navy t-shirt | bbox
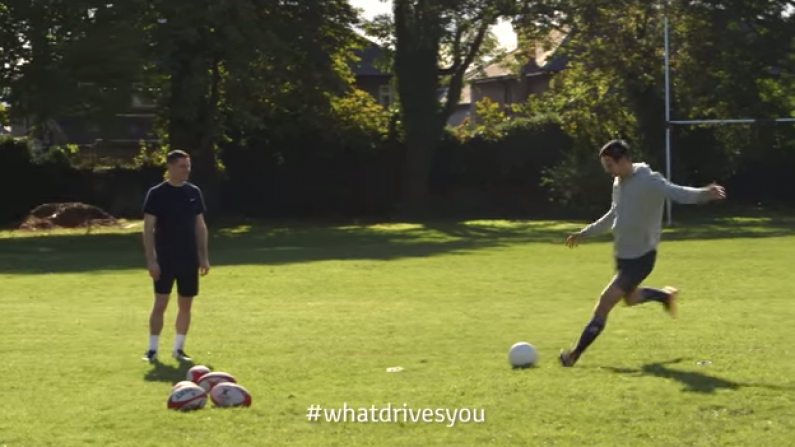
[141,150,210,363]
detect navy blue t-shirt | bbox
[142,181,206,267]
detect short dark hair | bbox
[599,139,630,161]
[166,150,190,164]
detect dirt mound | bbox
[19,202,120,230]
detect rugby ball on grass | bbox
[186,365,212,382]
[197,371,237,392]
[167,383,207,411]
[173,380,195,390]
[210,382,252,408]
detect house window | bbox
[378,84,394,108]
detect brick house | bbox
[465,30,570,123]
[351,38,473,127]
[350,39,395,109]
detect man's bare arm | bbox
[196,214,209,263]
[143,213,157,264]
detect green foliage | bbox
[436,114,572,216]
[131,142,167,169]
[1,0,368,187]
[0,136,78,168]
[2,0,795,219]
[330,89,392,146]
[364,0,521,209]
[470,98,509,139]
[138,0,367,189]
[502,0,795,208]
[0,1,146,138]
[0,104,8,126]
[35,144,81,167]
[507,80,642,208]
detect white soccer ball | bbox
[509,342,538,368]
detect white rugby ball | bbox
[173,380,194,389]
[186,365,212,382]
[509,342,538,368]
[167,383,207,411]
[196,371,237,392]
[210,382,252,408]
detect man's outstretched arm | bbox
[647,173,726,204]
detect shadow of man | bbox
[144,359,212,385]
[603,358,792,394]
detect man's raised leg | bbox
[624,286,679,317]
[560,276,627,367]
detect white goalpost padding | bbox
[662,15,795,226]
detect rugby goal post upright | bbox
[662,14,795,226]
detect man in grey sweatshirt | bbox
[559,139,726,367]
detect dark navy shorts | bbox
[614,250,657,293]
[154,262,199,297]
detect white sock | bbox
[174,334,186,351]
[149,335,159,351]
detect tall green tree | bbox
[511,0,795,207]
[0,1,146,145]
[142,0,361,207]
[364,0,518,213]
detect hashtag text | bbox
[306,403,485,427]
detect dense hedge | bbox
[217,114,572,219]
[2,114,794,226]
[0,138,163,225]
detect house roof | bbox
[350,38,391,77]
[438,84,472,105]
[468,30,570,83]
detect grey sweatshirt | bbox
[579,163,712,259]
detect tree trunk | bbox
[401,131,434,214]
[193,57,222,217]
[167,43,221,216]
[394,37,443,215]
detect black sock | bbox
[639,288,669,304]
[574,316,606,354]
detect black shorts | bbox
[614,250,657,293]
[154,263,199,297]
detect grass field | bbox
[1,213,795,447]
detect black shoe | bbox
[142,350,158,363]
[559,349,580,367]
[172,349,192,362]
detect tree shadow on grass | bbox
[0,219,572,274]
[601,358,794,394]
[0,214,793,274]
[143,359,215,385]
[661,216,795,241]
